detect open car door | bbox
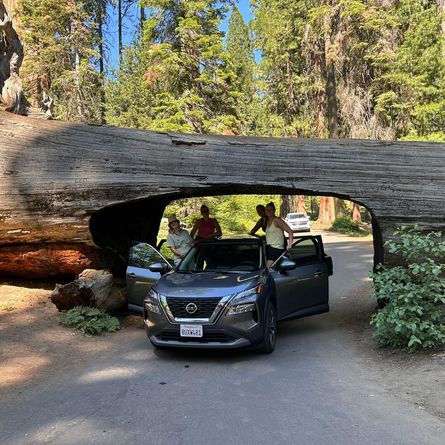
[270,235,332,321]
[126,242,172,312]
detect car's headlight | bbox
[226,286,262,316]
[145,288,161,314]
[145,301,161,314]
[148,288,159,300]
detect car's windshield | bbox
[288,213,305,220]
[178,242,262,273]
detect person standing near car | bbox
[166,216,194,265]
[264,202,293,269]
[190,205,222,240]
[249,204,267,236]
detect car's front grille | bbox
[166,297,222,319]
[158,331,234,343]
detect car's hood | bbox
[153,271,263,298]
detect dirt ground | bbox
[0,279,444,422]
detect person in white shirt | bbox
[166,216,194,265]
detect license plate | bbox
[180,324,203,338]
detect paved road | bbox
[1,235,444,445]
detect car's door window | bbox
[271,236,329,319]
[129,243,170,269]
[285,238,319,263]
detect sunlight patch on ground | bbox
[20,419,106,445]
[0,356,51,388]
[77,366,138,384]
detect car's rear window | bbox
[179,242,262,272]
[287,213,306,220]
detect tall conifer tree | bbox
[107,0,240,134]
[20,0,104,122]
[226,6,257,135]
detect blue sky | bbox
[106,1,253,71]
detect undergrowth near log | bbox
[370,226,445,350]
[59,306,120,335]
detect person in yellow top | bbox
[264,202,293,269]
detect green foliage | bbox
[370,226,445,350]
[252,0,317,137]
[20,0,104,122]
[160,194,280,242]
[107,0,241,134]
[16,0,445,143]
[59,306,120,335]
[370,0,445,139]
[331,217,369,236]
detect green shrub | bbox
[370,226,445,350]
[331,217,369,236]
[59,306,120,335]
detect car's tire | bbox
[258,303,277,353]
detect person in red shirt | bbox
[190,205,222,241]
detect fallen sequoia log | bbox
[1,111,445,278]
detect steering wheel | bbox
[238,260,257,268]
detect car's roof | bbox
[196,237,263,245]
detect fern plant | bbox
[60,306,120,335]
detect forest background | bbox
[8,0,445,235]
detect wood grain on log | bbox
[1,111,445,276]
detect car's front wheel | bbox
[259,303,277,353]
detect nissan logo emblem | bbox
[185,302,198,314]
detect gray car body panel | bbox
[127,236,331,350]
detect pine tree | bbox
[226,6,257,135]
[371,0,445,141]
[20,0,103,122]
[107,0,241,134]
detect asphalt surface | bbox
[1,234,444,445]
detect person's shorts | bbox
[266,245,285,262]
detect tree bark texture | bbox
[351,202,362,224]
[280,195,292,218]
[0,0,25,114]
[295,195,307,214]
[1,111,445,276]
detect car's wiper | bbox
[176,269,197,274]
[212,270,242,275]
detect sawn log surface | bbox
[1,111,444,276]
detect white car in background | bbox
[285,212,311,232]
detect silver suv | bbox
[285,212,311,232]
[127,236,332,353]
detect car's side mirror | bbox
[279,259,297,272]
[148,262,168,273]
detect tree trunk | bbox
[318,5,340,225]
[0,0,25,114]
[97,0,106,124]
[438,1,445,62]
[351,203,362,224]
[140,4,145,33]
[295,195,307,214]
[280,195,292,218]
[118,0,123,63]
[335,198,347,219]
[318,196,336,225]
